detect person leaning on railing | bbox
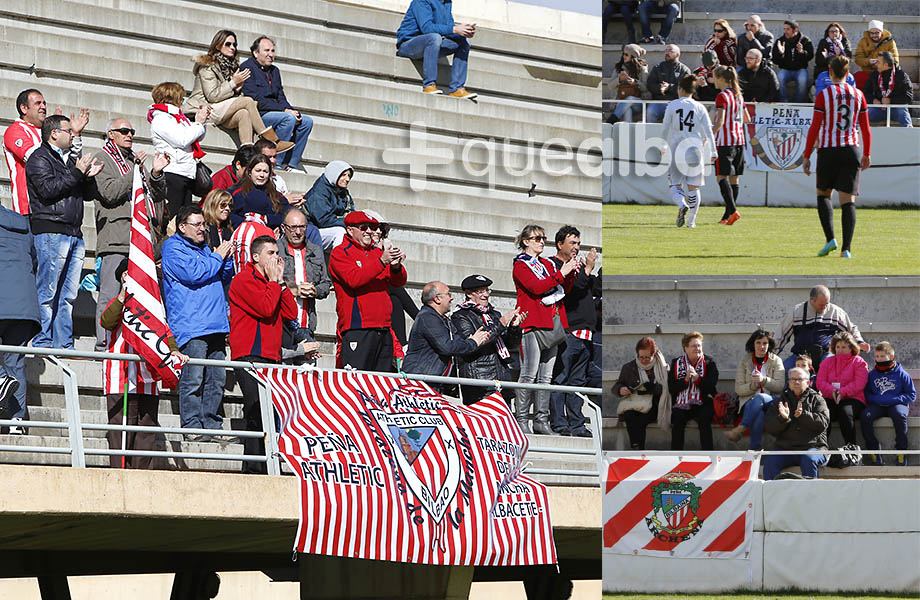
[863,52,914,127]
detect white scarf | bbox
[514,253,565,305]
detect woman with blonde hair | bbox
[816,331,869,446]
[148,81,208,224]
[183,30,293,152]
[201,189,234,249]
[704,19,737,66]
[711,65,750,225]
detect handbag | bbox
[193,161,213,197]
[532,313,566,350]
[616,82,640,100]
[617,394,653,415]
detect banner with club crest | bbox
[744,104,815,172]
[255,368,557,566]
[603,454,759,559]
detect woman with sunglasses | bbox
[201,189,234,249]
[703,19,737,67]
[512,224,578,434]
[608,44,649,124]
[612,336,671,450]
[183,30,293,151]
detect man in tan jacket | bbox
[853,19,899,72]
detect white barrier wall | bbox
[603,478,920,594]
[603,123,920,207]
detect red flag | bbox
[120,166,181,388]
[256,369,558,566]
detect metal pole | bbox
[47,356,85,468]
[253,370,281,476]
[577,392,605,482]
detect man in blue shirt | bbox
[396,0,478,99]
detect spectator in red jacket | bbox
[328,211,407,372]
[209,144,255,194]
[511,224,577,434]
[229,234,308,473]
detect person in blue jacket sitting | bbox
[860,341,917,466]
[304,160,355,251]
[396,0,478,99]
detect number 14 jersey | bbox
[662,96,716,156]
[814,82,867,148]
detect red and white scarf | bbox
[674,354,705,409]
[102,139,132,175]
[752,354,766,393]
[146,103,206,159]
[878,70,896,98]
[514,253,565,305]
[456,301,510,359]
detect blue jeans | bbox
[860,403,910,451]
[397,33,470,93]
[613,96,643,122]
[604,2,637,41]
[763,447,828,480]
[777,68,808,102]
[646,102,667,123]
[260,111,314,169]
[868,106,912,127]
[638,0,679,40]
[33,233,85,349]
[0,319,33,419]
[739,393,775,450]
[550,334,591,434]
[178,334,227,430]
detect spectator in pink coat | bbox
[816,331,868,446]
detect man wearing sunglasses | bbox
[91,118,170,351]
[329,211,407,372]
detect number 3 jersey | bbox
[662,96,717,161]
[814,82,867,148]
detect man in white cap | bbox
[854,19,899,73]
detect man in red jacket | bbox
[328,211,407,372]
[229,234,305,473]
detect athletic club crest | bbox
[750,127,805,170]
[363,384,462,528]
[646,472,703,542]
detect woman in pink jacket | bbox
[816,331,868,446]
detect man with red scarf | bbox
[863,51,913,127]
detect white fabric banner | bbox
[603,454,760,559]
[744,105,815,172]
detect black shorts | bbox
[715,145,745,177]
[816,146,860,195]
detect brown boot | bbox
[258,127,295,153]
[724,425,745,442]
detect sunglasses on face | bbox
[218,202,232,209]
[110,127,135,136]
[357,223,380,232]
[714,28,725,33]
[224,41,237,47]
[527,236,547,242]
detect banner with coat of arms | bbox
[744,105,814,172]
[603,454,759,559]
[255,368,557,566]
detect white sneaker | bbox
[9,417,24,435]
[686,221,696,228]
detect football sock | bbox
[670,185,686,207]
[730,183,740,209]
[841,202,856,253]
[816,195,835,242]
[718,179,735,217]
[687,189,701,223]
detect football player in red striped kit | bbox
[711,66,751,225]
[802,55,872,258]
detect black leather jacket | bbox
[26,142,94,237]
[451,304,522,382]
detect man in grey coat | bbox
[276,207,330,338]
[737,15,774,68]
[0,205,41,434]
[92,118,168,351]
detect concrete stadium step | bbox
[602,415,920,457]
[0,18,599,144]
[2,0,600,112]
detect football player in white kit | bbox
[662,75,717,228]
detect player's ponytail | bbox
[678,74,698,95]
[714,66,742,99]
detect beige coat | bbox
[734,352,785,407]
[853,29,899,72]
[182,55,239,119]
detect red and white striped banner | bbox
[256,369,557,565]
[603,454,759,559]
[121,166,181,389]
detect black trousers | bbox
[671,403,714,450]
[621,409,656,450]
[234,355,278,474]
[828,397,864,446]
[340,328,394,372]
[164,173,195,232]
[106,393,158,469]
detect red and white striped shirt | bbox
[814,82,867,148]
[230,216,274,273]
[714,89,745,147]
[287,243,310,329]
[3,120,41,215]
[570,329,593,341]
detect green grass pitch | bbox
[602,205,920,275]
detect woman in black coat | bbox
[814,22,851,78]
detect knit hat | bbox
[623,44,646,59]
[867,20,884,32]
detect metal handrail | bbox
[0,345,604,480]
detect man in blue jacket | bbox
[161,206,235,437]
[0,205,41,434]
[403,281,489,393]
[860,341,917,466]
[396,0,478,99]
[241,36,314,173]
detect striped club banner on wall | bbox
[256,369,558,566]
[603,454,759,559]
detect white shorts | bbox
[668,143,706,188]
